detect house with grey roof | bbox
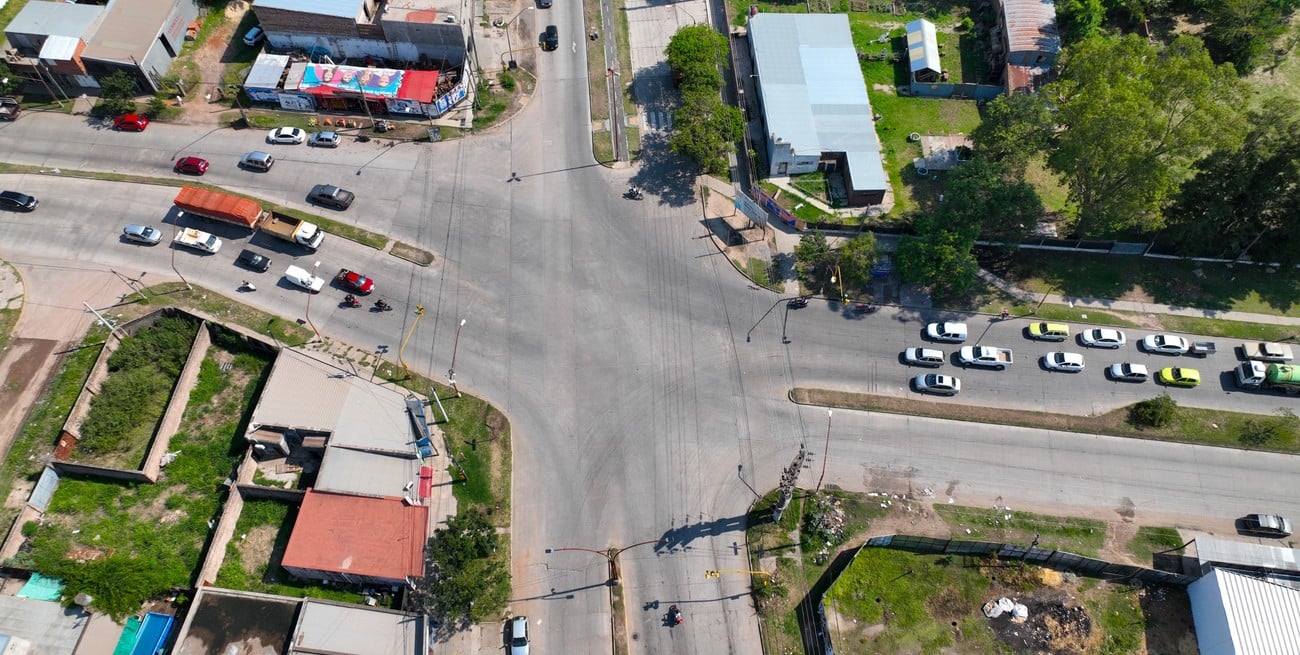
[252,0,469,69]
[747,13,888,206]
[3,0,199,95]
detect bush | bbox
[1129,394,1177,428]
[499,72,516,92]
[1239,408,1298,447]
[21,521,39,537]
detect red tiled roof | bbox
[281,490,427,582]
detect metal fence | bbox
[864,534,1198,585]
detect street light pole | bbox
[449,318,466,397]
[499,7,534,69]
[548,538,665,585]
[305,260,322,343]
[169,223,192,291]
[815,409,832,493]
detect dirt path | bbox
[176,1,251,127]
[0,261,136,462]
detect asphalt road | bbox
[0,63,1298,655]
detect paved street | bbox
[1,19,1298,654]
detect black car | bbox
[0,190,38,211]
[308,184,356,210]
[236,248,272,272]
[541,25,558,51]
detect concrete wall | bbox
[139,321,212,481]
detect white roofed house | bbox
[747,13,889,206]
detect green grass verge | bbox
[136,282,313,345]
[745,257,774,289]
[989,250,1300,317]
[593,131,614,164]
[792,387,1300,453]
[935,505,1107,558]
[1088,585,1146,655]
[0,0,33,32]
[1126,526,1185,566]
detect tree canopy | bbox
[970,94,1054,176]
[1199,0,1300,73]
[666,26,741,174]
[1045,34,1244,236]
[1165,96,1300,265]
[421,509,510,622]
[792,231,877,295]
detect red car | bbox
[114,114,149,131]
[335,268,375,295]
[175,156,209,175]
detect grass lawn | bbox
[934,505,1107,558]
[1126,526,1185,566]
[792,387,1300,453]
[984,250,1300,317]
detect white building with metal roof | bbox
[747,13,888,206]
[1189,567,1300,654]
[906,19,942,84]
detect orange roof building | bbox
[281,490,428,587]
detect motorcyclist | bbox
[375,298,391,310]
[344,293,358,306]
[241,280,256,292]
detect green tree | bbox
[793,230,834,287]
[1165,96,1300,265]
[1056,0,1107,43]
[0,61,18,96]
[1200,0,1300,73]
[971,94,1055,175]
[422,509,509,621]
[895,215,980,299]
[666,25,728,89]
[1239,407,1298,447]
[99,70,139,114]
[835,232,878,289]
[670,88,742,174]
[941,158,1043,246]
[1046,34,1245,236]
[1129,393,1176,428]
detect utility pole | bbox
[815,410,832,493]
[772,443,807,522]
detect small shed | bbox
[905,19,941,83]
[243,53,290,103]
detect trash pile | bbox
[983,597,1030,623]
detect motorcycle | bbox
[624,186,644,200]
[668,604,683,626]
[343,294,361,308]
[374,299,393,312]
[239,280,256,292]
[853,302,878,314]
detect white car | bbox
[267,126,306,145]
[1142,334,1190,355]
[1080,328,1126,349]
[1107,363,1149,382]
[1043,352,1085,372]
[913,373,960,396]
[284,265,324,293]
[122,224,162,245]
[925,322,968,343]
[903,347,945,367]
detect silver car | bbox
[903,347,945,367]
[1142,334,1190,355]
[122,224,162,245]
[914,373,960,396]
[308,131,340,147]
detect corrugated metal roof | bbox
[749,14,887,192]
[1190,568,1300,655]
[248,350,419,458]
[291,600,423,655]
[81,0,178,64]
[38,34,80,60]
[1197,537,1300,574]
[244,53,290,89]
[281,490,428,582]
[4,1,103,39]
[315,447,422,498]
[255,0,365,20]
[905,19,941,75]
[1000,0,1060,55]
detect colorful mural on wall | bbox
[300,64,405,98]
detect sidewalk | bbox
[978,270,1300,327]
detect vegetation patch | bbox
[77,315,198,461]
[934,505,1107,558]
[1127,526,1185,566]
[792,387,1300,453]
[14,339,273,619]
[390,241,436,266]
